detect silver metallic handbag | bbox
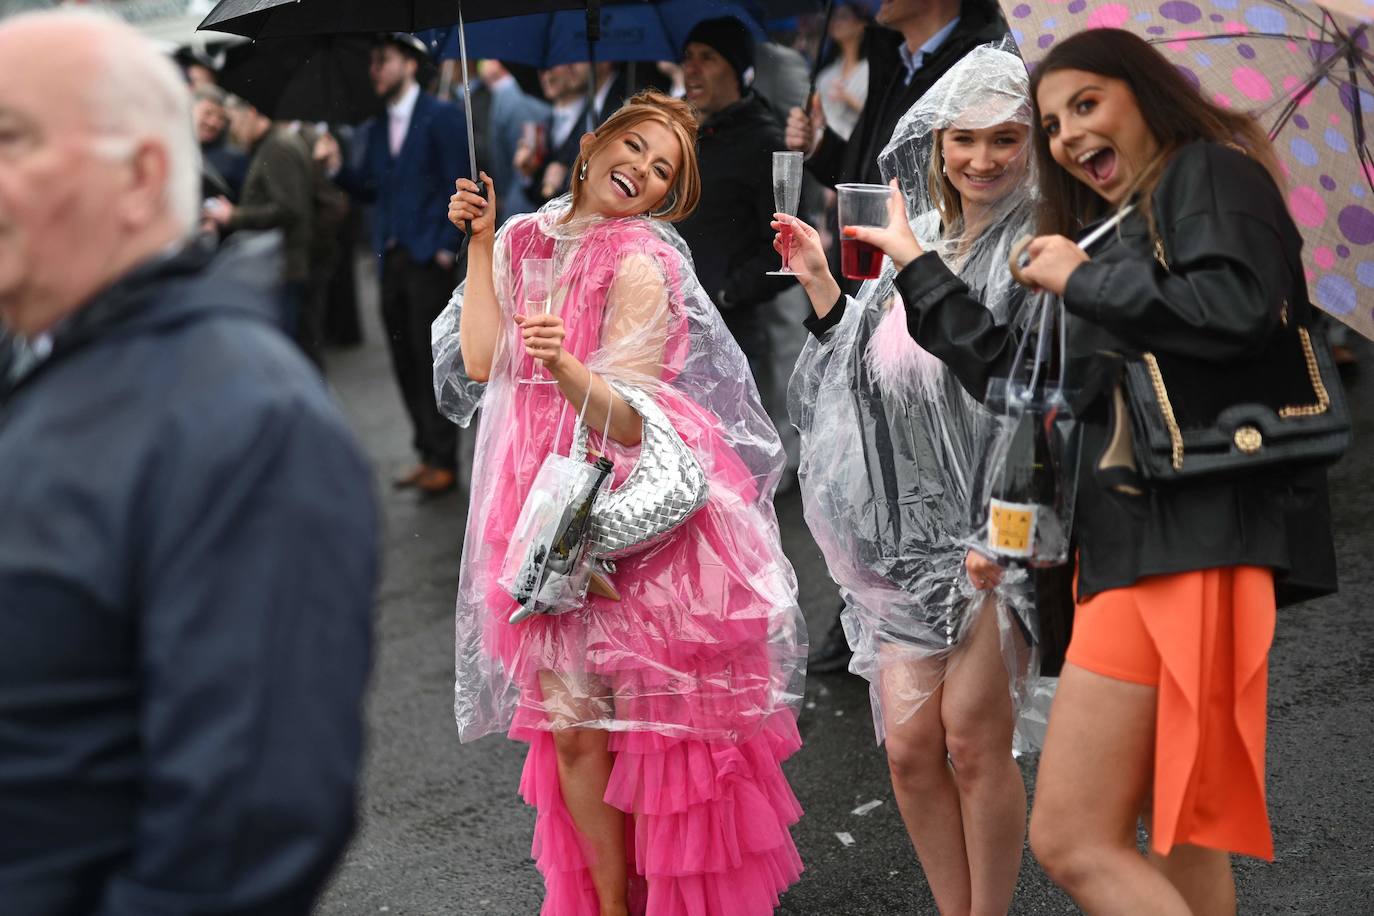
[572,380,709,560]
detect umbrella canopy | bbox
[200,0,820,40]
[217,34,382,123]
[1302,0,1373,18]
[444,1,766,69]
[200,0,589,38]
[198,0,822,241]
[1006,0,1374,340]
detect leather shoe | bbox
[393,463,430,489]
[807,610,853,675]
[416,467,457,497]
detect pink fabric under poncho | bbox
[433,200,808,915]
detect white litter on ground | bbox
[851,799,883,816]
[835,832,856,847]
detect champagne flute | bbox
[767,151,804,276]
[520,257,556,384]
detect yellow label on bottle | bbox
[988,498,1037,559]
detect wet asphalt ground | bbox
[313,262,1374,915]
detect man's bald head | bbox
[0,10,199,335]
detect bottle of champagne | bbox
[987,401,1057,563]
[510,456,614,623]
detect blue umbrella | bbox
[443,0,767,68]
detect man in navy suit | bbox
[318,33,469,496]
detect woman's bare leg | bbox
[539,671,627,916]
[1029,664,1191,915]
[1149,842,1236,915]
[941,597,1026,915]
[879,651,971,914]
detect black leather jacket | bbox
[894,141,1338,606]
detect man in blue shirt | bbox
[785,0,1007,191]
[478,60,550,224]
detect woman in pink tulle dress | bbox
[433,92,808,916]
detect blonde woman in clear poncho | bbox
[433,92,807,916]
[775,46,1050,915]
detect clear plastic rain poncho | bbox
[436,198,809,912]
[788,43,1053,748]
[434,199,807,748]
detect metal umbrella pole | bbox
[456,0,482,250]
[457,3,480,187]
[584,0,602,132]
[804,0,836,115]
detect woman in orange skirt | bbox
[847,29,1340,916]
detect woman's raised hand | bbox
[772,214,829,286]
[449,171,496,242]
[516,312,567,371]
[841,178,923,271]
[1016,235,1088,296]
[773,213,842,318]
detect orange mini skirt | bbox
[1066,566,1277,861]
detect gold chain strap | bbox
[1279,326,1331,418]
[1142,353,1186,470]
[1145,216,1328,467]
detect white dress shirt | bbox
[388,82,421,157]
[550,99,583,149]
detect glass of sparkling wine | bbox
[767,151,804,276]
[521,257,556,384]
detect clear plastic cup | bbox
[836,183,894,280]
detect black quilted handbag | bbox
[1121,234,1351,483]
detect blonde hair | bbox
[925,130,963,229]
[566,90,701,223]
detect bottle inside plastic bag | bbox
[968,295,1079,568]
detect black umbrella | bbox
[200,0,595,39]
[217,34,382,124]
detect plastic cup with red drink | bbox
[836,183,893,280]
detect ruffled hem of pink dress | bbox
[513,713,803,916]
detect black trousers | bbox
[380,248,459,471]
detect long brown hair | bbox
[1029,29,1282,237]
[565,90,701,223]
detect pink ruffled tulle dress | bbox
[441,211,807,915]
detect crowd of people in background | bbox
[0,1,1357,914]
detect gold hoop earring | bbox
[650,192,677,218]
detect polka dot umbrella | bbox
[1007,0,1374,340]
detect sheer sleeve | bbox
[589,251,672,389]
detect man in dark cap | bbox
[316,32,469,496]
[676,17,790,397]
